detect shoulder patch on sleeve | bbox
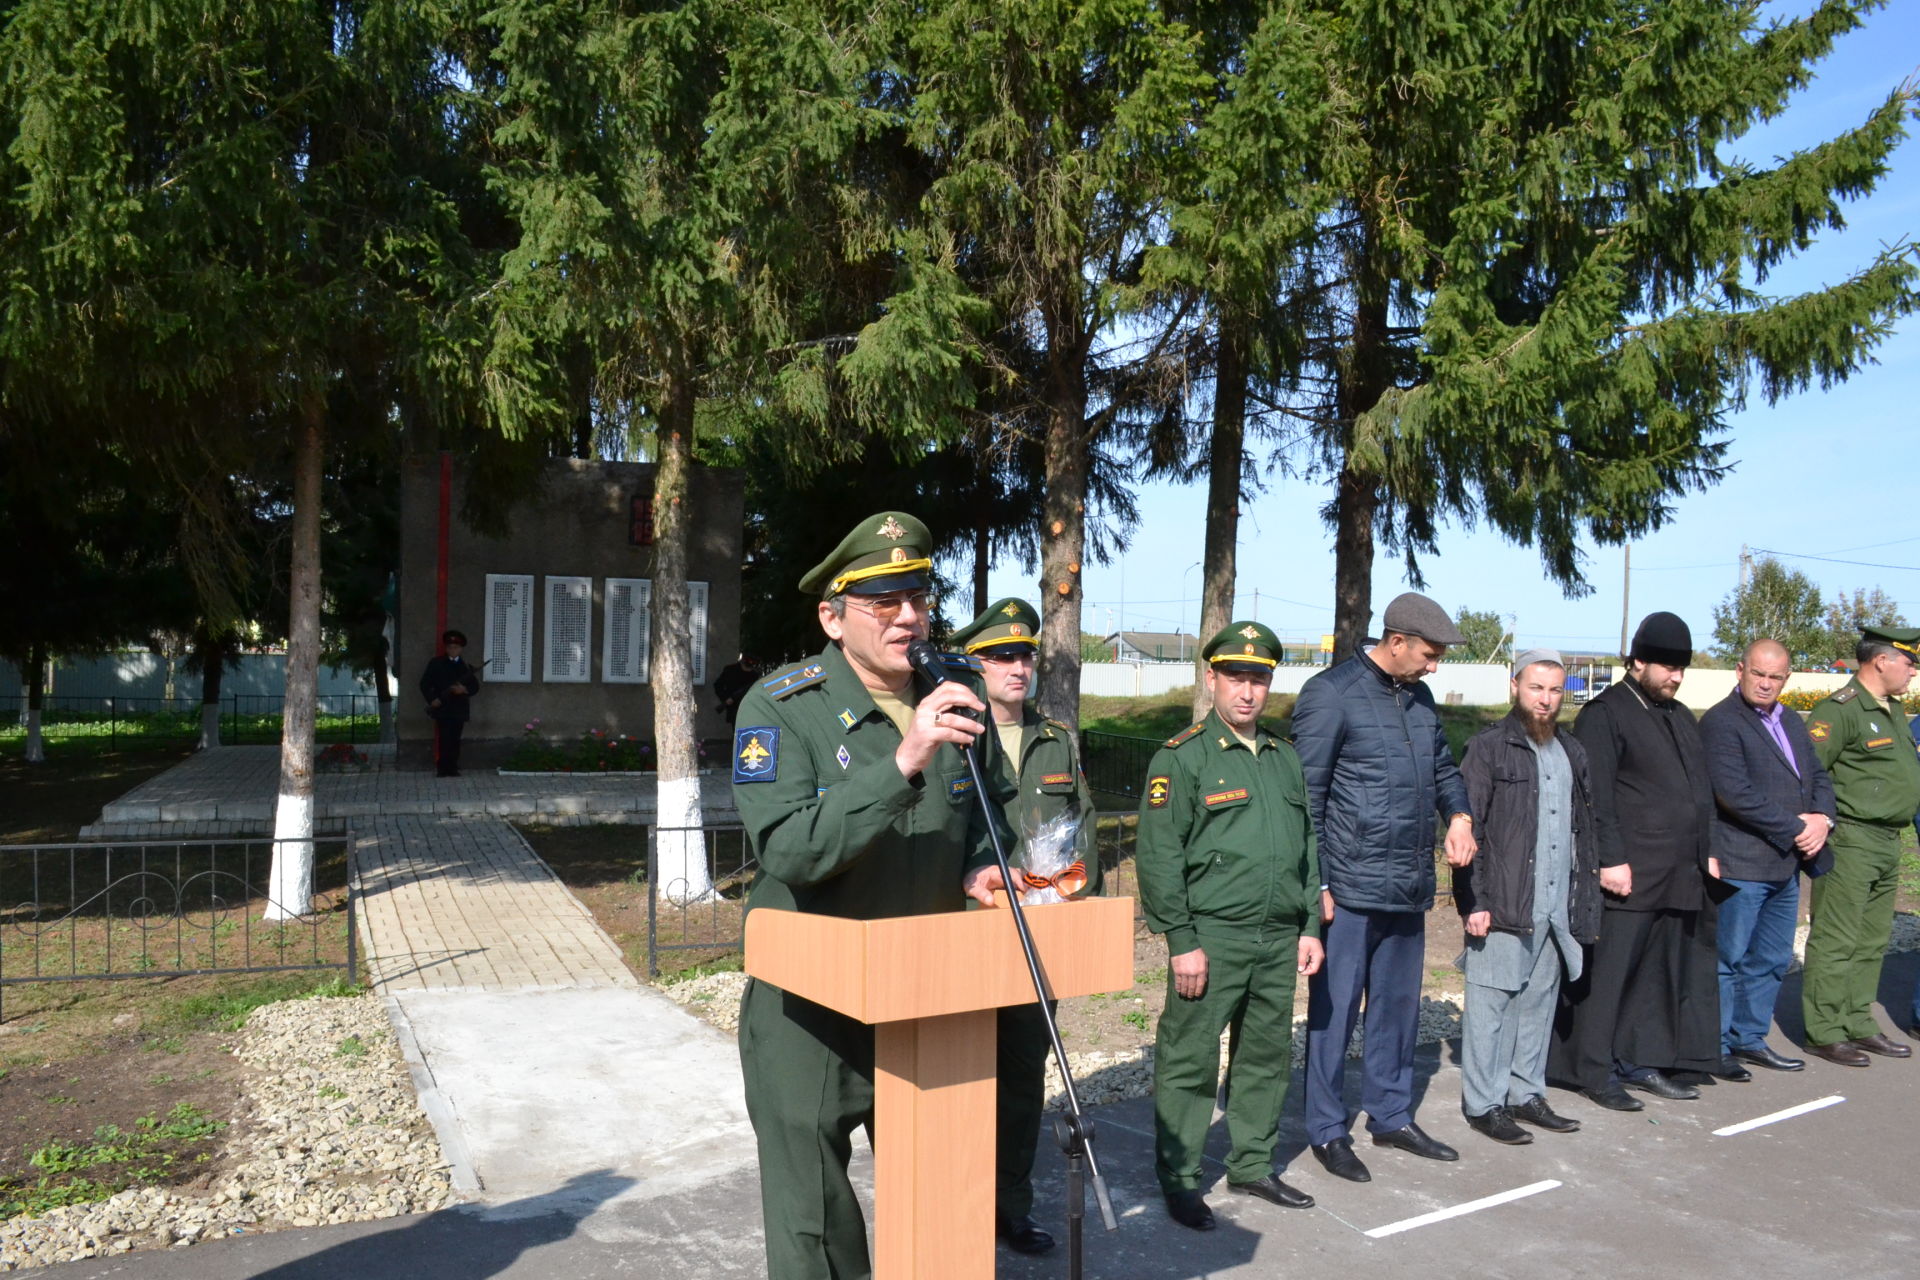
[1164,722,1205,748]
[1809,720,1831,742]
[1830,686,1858,704]
[733,726,780,782]
[762,663,826,701]
[1145,775,1172,808]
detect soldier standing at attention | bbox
[1137,621,1324,1231]
[946,596,1101,1257]
[419,629,480,778]
[1799,625,1920,1066]
[730,512,1012,1280]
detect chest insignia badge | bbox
[838,708,858,730]
[836,745,851,770]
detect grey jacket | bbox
[1293,650,1471,913]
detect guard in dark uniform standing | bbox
[731,512,1013,1280]
[1800,625,1920,1065]
[946,597,1101,1257]
[1137,621,1323,1231]
[419,629,480,777]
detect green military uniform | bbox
[1136,623,1320,1194]
[734,513,1006,1280]
[1801,630,1920,1046]
[949,598,1102,1228]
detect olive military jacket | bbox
[733,642,1008,923]
[1135,710,1320,956]
[1807,678,1920,829]
[995,707,1102,895]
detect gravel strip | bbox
[0,994,451,1271]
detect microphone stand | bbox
[910,644,1117,1278]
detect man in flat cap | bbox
[947,597,1100,1256]
[1798,625,1920,1066]
[730,512,1012,1280]
[1454,650,1600,1145]
[419,628,480,777]
[1295,592,1475,1182]
[1550,611,1725,1111]
[1698,638,1835,1074]
[1137,621,1323,1230]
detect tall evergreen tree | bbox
[1273,0,1918,657]
[1,0,485,912]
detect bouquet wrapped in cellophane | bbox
[1017,812,1088,905]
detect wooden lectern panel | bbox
[872,1011,996,1279]
[743,896,1133,1023]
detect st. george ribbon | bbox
[905,639,1117,1274]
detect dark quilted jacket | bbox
[1292,651,1471,912]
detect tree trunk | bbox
[1192,317,1247,721]
[197,632,225,751]
[1035,341,1089,732]
[972,519,990,619]
[268,400,324,921]
[23,642,46,764]
[1331,468,1379,662]
[373,643,395,745]
[1330,222,1391,662]
[651,365,711,903]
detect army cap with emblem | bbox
[1862,625,1920,660]
[948,597,1040,658]
[1203,620,1282,673]
[797,511,934,599]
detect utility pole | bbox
[1619,544,1632,656]
[1739,543,1752,590]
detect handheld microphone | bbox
[905,639,980,722]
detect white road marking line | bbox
[1712,1094,1846,1137]
[1363,1180,1561,1239]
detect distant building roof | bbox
[1104,630,1200,662]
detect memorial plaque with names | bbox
[601,578,710,685]
[544,575,593,683]
[483,574,534,683]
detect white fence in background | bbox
[1082,661,1516,706]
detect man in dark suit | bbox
[1698,639,1836,1073]
[1550,612,1723,1110]
[419,628,481,777]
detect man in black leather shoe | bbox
[1296,593,1474,1179]
[1700,640,1833,1079]
[1550,613,1724,1108]
[1137,624,1323,1227]
[1456,652,1601,1146]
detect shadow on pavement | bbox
[243,1171,635,1280]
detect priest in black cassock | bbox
[1551,612,1731,1111]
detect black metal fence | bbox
[638,816,1148,978]
[644,823,754,977]
[1081,729,1161,800]
[0,837,355,1021]
[1,693,388,750]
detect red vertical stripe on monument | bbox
[435,452,451,769]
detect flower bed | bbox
[498,722,713,774]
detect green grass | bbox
[0,711,380,762]
[0,1104,226,1221]
[147,974,362,1036]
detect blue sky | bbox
[971,0,1919,655]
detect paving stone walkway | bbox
[354,815,639,992]
[80,745,735,839]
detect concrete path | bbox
[344,813,756,1211]
[79,745,736,839]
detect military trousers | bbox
[996,999,1054,1219]
[1152,924,1301,1192]
[1804,822,1902,1045]
[739,977,875,1280]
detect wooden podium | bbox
[745,895,1134,1280]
